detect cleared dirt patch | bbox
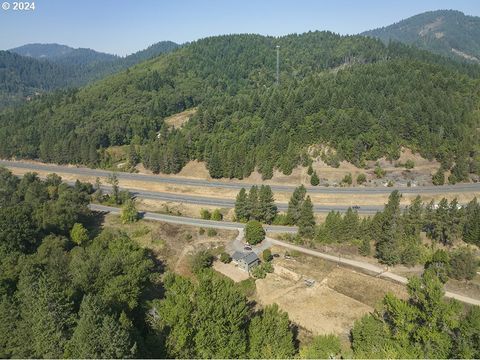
[164,108,197,129]
[256,271,373,336]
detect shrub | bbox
[432,169,445,185]
[199,228,205,235]
[207,228,217,237]
[307,165,313,175]
[405,160,415,169]
[211,209,223,221]
[200,209,211,220]
[219,252,231,263]
[262,249,272,262]
[190,250,214,272]
[342,173,352,185]
[121,198,139,224]
[374,166,386,178]
[356,173,367,185]
[359,238,371,256]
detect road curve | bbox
[2,159,479,195]
[91,203,480,306]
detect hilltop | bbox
[363,10,480,62]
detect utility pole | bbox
[276,45,280,86]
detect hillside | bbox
[0,41,179,107]
[0,51,72,107]
[362,10,480,62]
[0,32,479,182]
[10,43,119,66]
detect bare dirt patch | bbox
[164,108,197,129]
[254,252,409,337]
[256,271,373,337]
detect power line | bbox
[276,45,280,85]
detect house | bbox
[232,251,260,272]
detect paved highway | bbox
[2,159,480,194]
[91,203,480,306]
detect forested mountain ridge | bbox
[362,10,480,63]
[0,50,73,107]
[0,41,179,107]
[10,43,119,66]
[1,32,479,181]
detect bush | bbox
[307,164,313,175]
[199,228,205,235]
[262,249,272,262]
[219,252,231,263]
[449,247,477,281]
[211,209,223,221]
[387,180,394,187]
[121,198,139,224]
[251,262,274,279]
[245,220,265,245]
[405,159,415,169]
[356,173,367,185]
[432,168,445,185]
[342,173,352,185]
[374,166,386,178]
[207,228,217,237]
[200,209,211,220]
[190,250,214,272]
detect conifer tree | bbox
[298,196,315,238]
[286,185,306,225]
[234,188,248,222]
[258,185,277,224]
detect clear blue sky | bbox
[1,0,479,56]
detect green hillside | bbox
[363,10,480,62]
[1,42,179,108]
[1,32,479,181]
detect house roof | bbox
[232,251,259,265]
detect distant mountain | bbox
[1,41,179,107]
[362,10,480,62]
[0,50,71,107]
[10,43,119,66]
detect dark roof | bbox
[232,251,259,265]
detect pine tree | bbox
[258,185,277,224]
[247,186,260,220]
[298,196,315,238]
[234,188,248,222]
[310,171,320,186]
[286,185,306,225]
[121,199,139,224]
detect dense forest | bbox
[1,32,479,180]
[363,10,480,62]
[0,41,179,108]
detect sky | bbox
[1,0,479,56]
